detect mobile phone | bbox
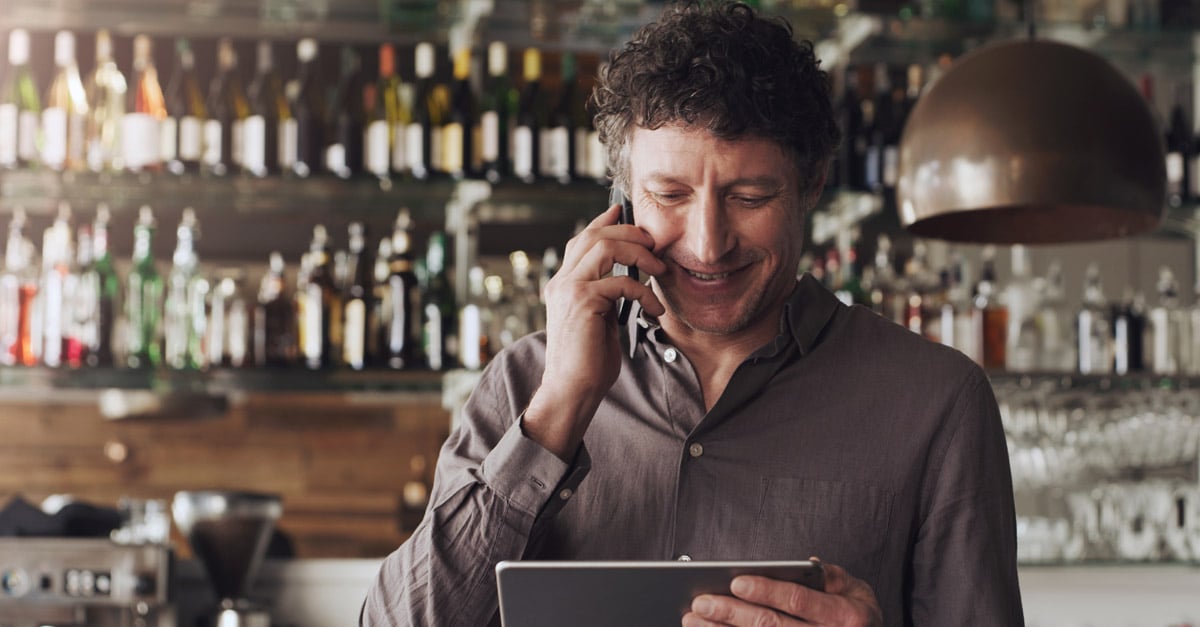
[611,188,638,326]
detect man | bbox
[364,3,1023,626]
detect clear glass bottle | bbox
[458,266,491,371]
[42,31,89,172]
[85,30,127,173]
[1035,260,1076,373]
[204,37,248,177]
[164,209,208,370]
[1,210,33,366]
[125,206,163,368]
[302,225,339,370]
[164,38,207,175]
[245,41,285,178]
[0,29,41,169]
[1148,266,1185,375]
[39,203,74,368]
[254,251,295,368]
[88,206,120,366]
[1076,263,1112,375]
[342,222,373,370]
[1004,244,1041,372]
[384,209,421,370]
[122,35,167,174]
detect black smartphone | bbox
[612,188,638,326]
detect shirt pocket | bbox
[751,477,893,582]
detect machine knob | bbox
[1,568,30,597]
[134,573,157,597]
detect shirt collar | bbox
[625,273,842,359]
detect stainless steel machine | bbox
[0,537,173,627]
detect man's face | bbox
[628,124,810,337]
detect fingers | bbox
[547,275,666,320]
[560,204,661,277]
[727,567,882,627]
[685,593,807,626]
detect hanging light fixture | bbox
[897,39,1165,244]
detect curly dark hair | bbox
[592,1,840,197]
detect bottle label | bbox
[242,115,267,173]
[391,124,407,174]
[574,127,589,179]
[406,123,425,176]
[423,303,443,370]
[864,145,881,189]
[18,110,38,163]
[459,304,482,370]
[303,284,323,364]
[325,142,347,174]
[232,119,244,166]
[366,120,390,175]
[513,125,534,178]
[481,111,500,162]
[587,129,606,181]
[442,122,464,174]
[430,125,444,174]
[203,119,223,166]
[344,299,366,368]
[388,275,409,355]
[1167,152,1184,184]
[0,104,17,166]
[883,145,899,186]
[67,112,85,166]
[180,116,203,160]
[159,116,178,163]
[279,118,298,169]
[41,107,69,169]
[545,126,570,179]
[121,112,162,170]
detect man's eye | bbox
[651,192,686,203]
[732,196,769,207]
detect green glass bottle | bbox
[421,231,456,371]
[89,205,121,367]
[126,205,164,369]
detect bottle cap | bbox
[54,31,75,67]
[297,38,317,63]
[95,30,113,62]
[415,42,435,79]
[488,41,507,77]
[8,29,30,66]
[133,35,153,65]
[257,40,273,73]
[379,43,395,78]
[523,48,541,82]
[218,38,237,72]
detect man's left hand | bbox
[681,560,882,626]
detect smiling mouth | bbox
[683,268,737,281]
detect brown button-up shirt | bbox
[364,274,1024,626]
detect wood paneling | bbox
[0,391,450,558]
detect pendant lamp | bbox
[896,39,1165,244]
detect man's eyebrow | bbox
[641,174,786,189]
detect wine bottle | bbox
[0,29,41,169]
[291,38,324,178]
[326,46,365,180]
[1077,263,1112,375]
[89,205,120,367]
[422,231,456,370]
[39,203,74,368]
[480,42,516,184]
[122,35,167,174]
[512,48,544,184]
[1166,84,1192,208]
[85,30,127,173]
[545,51,579,184]
[385,209,421,369]
[245,40,285,178]
[42,31,88,172]
[302,225,339,369]
[366,43,401,180]
[254,251,296,367]
[126,206,164,368]
[164,208,208,370]
[164,38,206,175]
[442,46,475,180]
[342,222,373,370]
[458,266,490,371]
[406,42,439,180]
[204,37,249,177]
[0,210,37,366]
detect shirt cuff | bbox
[479,415,592,518]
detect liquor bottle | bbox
[458,266,491,370]
[881,69,906,194]
[0,29,41,169]
[65,224,94,368]
[126,206,163,368]
[254,251,296,367]
[366,43,402,180]
[1076,263,1112,375]
[864,63,890,193]
[123,35,167,173]
[368,236,392,367]
[422,231,456,370]
[384,209,421,369]
[42,31,88,172]
[245,41,286,178]
[0,210,37,366]
[164,209,208,370]
[949,251,978,363]
[1165,85,1192,208]
[291,38,324,178]
[869,234,905,325]
[1004,244,1040,372]
[1035,260,1076,373]
[39,203,74,368]
[972,245,1007,370]
[544,51,579,184]
[406,42,440,180]
[164,38,207,175]
[85,30,127,173]
[1188,282,1200,376]
[1148,266,1185,374]
[325,46,365,180]
[82,206,120,366]
[342,222,373,370]
[302,225,338,369]
[442,46,475,180]
[480,42,515,183]
[512,48,545,184]
[208,272,248,368]
[1112,289,1146,375]
[837,66,870,191]
[204,38,249,177]
[504,250,539,346]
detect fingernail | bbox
[731,577,751,596]
[693,597,713,616]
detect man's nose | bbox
[685,193,735,265]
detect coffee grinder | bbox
[172,490,283,627]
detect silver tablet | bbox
[495,560,824,627]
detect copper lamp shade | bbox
[897,39,1166,244]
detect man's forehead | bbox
[628,125,796,184]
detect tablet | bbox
[495,560,824,627]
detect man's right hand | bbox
[522,202,667,460]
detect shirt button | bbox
[677,554,692,561]
[558,488,573,500]
[688,443,704,458]
[663,348,678,363]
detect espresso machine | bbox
[0,536,173,627]
[171,491,282,627]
